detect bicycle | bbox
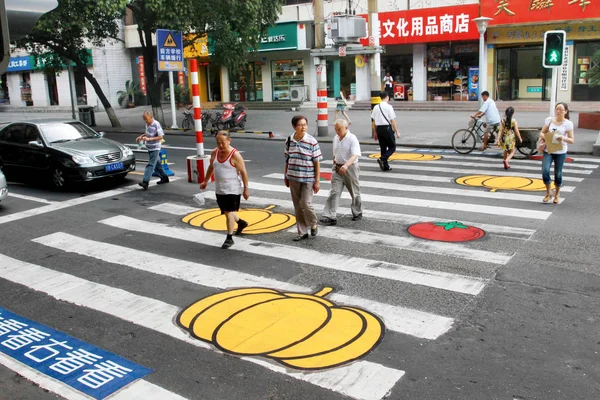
[451,116,499,154]
[181,107,221,134]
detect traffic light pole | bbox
[549,67,558,118]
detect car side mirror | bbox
[98,131,105,137]
[28,141,44,148]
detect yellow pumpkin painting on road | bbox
[456,175,555,192]
[177,287,385,370]
[182,205,296,234]
[368,153,442,161]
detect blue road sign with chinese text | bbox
[156,29,184,72]
[0,307,151,399]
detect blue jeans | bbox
[143,150,168,183]
[542,152,566,187]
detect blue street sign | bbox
[6,56,32,72]
[156,29,184,72]
[0,307,151,399]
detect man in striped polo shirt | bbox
[284,115,322,242]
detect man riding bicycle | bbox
[471,90,500,151]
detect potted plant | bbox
[164,84,190,108]
[578,50,600,130]
[117,80,142,108]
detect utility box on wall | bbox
[330,16,367,45]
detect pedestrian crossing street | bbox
[1,152,598,400]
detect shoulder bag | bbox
[379,104,394,136]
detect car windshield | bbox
[41,122,99,143]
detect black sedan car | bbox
[0,120,136,189]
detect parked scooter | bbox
[216,103,247,130]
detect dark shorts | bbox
[216,194,241,213]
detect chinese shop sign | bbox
[482,0,600,26]
[0,308,151,399]
[360,4,480,45]
[136,56,147,95]
[488,20,600,44]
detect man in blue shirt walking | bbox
[136,111,169,189]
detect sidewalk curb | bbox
[99,127,596,155]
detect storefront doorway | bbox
[496,46,552,101]
[230,62,263,102]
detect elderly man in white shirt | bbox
[320,119,362,225]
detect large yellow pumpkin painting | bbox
[182,206,296,234]
[456,175,555,192]
[368,153,442,161]
[177,287,385,370]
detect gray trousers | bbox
[289,180,317,235]
[322,163,362,219]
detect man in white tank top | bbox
[201,131,250,249]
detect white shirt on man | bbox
[479,98,501,125]
[371,101,396,126]
[333,131,361,164]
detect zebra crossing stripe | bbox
[97,216,488,295]
[381,153,598,169]
[264,173,572,200]
[0,254,405,400]
[194,196,537,240]
[358,158,592,175]
[0,178,182,226]
[321,161,585,182]
[32,232,454,340]
[149,203,198,215]
[245,182,552,220]
[295,225,513,265]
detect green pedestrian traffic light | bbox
[543,30,566,68]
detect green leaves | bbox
[433,222,469,231]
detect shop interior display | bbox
[272,60,304,101]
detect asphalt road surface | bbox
[1,135,599,400]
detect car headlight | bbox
[72,155,94,165]
[122,146,133,157]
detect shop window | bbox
[46,70,59,106]
[0,74,9,104]
[20,72,33,106]
[230,62,263,102]
[75,69,87,105]
[573,42,600,101]
[272,60,304,101]
[427,43,478,101]
[284,0,311,4]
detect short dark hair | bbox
[481,91,490,97]
[291,115,308,127]
[379,91,388,100]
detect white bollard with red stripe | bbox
[316,62,328,137]
[187,59,211,183]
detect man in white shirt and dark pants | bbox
[371,91,400,171]
[320,119,362,225]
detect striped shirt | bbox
[145,119,164,151]
[285,133,322,183]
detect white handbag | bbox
[192,192,205,206]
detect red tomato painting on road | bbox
[408,221,485,242]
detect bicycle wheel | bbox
[516,136,538,157]
[182,116,193,131]
[452,129,476,154]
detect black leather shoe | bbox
[156,178,170,185]
[352,213,363,221]
[221,238,234,249]
[377,158,385,171]
[293,233,309,242]
[138,181,149,190]
[236,220,248,235]
[310,225,318,236]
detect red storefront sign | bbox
[482,0,600,26]
[178,71,185,86]
[360,4,480,45]
[137,56,147,95]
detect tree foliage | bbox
[18,0,129,127]
[128,0,285,118]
